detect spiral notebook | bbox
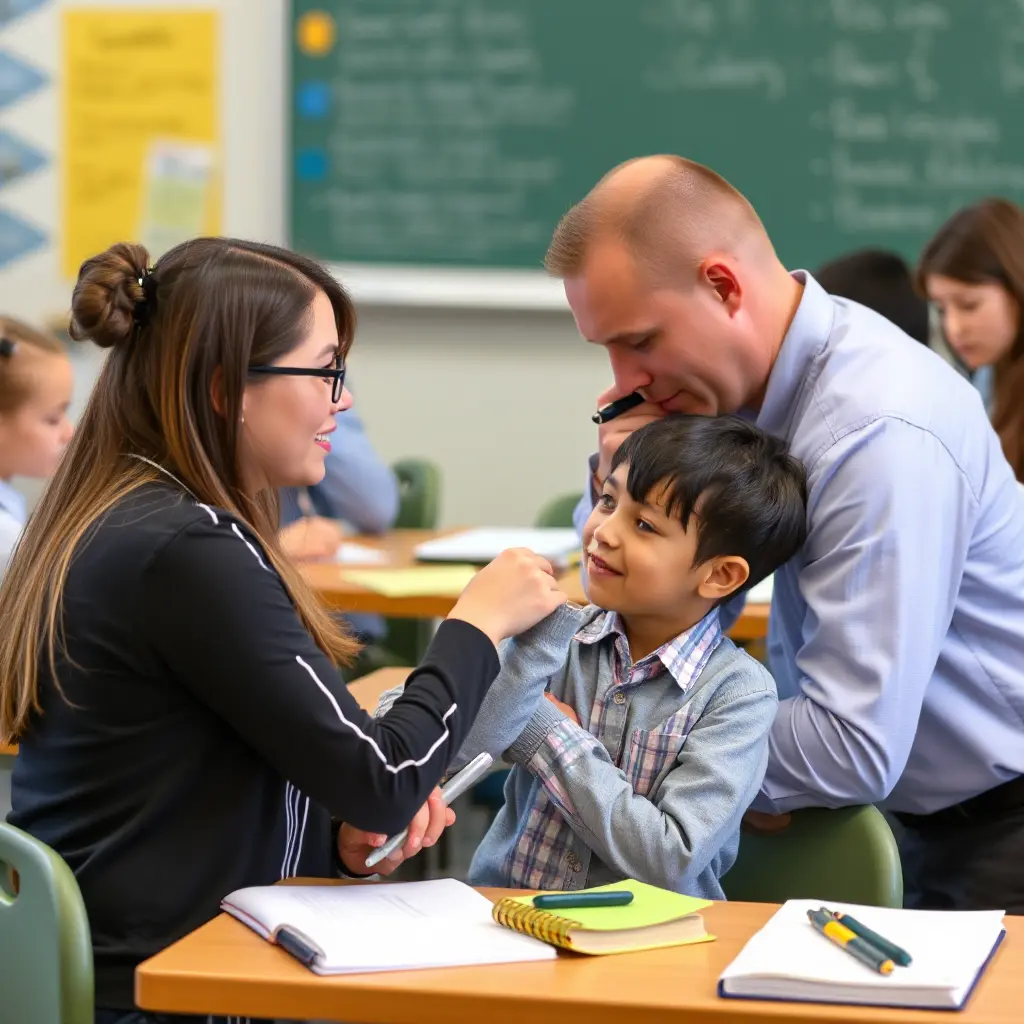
[491,881,713,955]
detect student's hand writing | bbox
[594,385,665,483]
[336,788,454,877]
[544,691,580,725]
[448,547,567,648]
[279,516,345,562]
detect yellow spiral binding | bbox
[491,898,581,950]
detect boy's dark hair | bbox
[610,415,807,591]
[816,249,929,344]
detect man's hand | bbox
[280,516,345,562]
[742,810,792,835]
[336,787,454,877]
[595,386,665,482]
[544,691,581,725]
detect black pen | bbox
[591,392,645,424]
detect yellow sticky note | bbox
[342,566,478,597]
[61,9,220,277]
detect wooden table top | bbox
[303,529,770,641]
[135,882,1021,1024]
[0,743,15,757]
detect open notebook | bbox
[221,879,555,975]
[415,528,581,568]
[719,899,1005,1011]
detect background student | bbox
[815,249,929,345]
[0,236,566,1020]
[0,317,73,577]
[917,198,1024,482]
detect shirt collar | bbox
[754,270,835,441]
[0,479,26,524]
[575,606,723,692]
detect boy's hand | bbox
[595,385,664,482]
[742,810,792,834]
[544,691,580,725]
[280,516,344,561]
[337,788,455,876]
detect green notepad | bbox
[492,881,715,955]
[341,565,477,597]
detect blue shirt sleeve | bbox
[298,399,399,535]
[754,417,977,812]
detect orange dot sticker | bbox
[297,10,336,57]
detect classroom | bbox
[1,1,1024,1022]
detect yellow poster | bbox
[61,9,220,278]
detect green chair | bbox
[534,491,584,529]
[0,821,93,1024]
[723,805,903,908]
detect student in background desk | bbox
[0,237,566,1022]
[375,415,807,898]
[815,249,929,345]
[0,317,73,578]
[279,394,399,642]
[918,198,1024,482]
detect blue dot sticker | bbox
[297,81,330,119]
[296,148,328,183]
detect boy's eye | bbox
[636,518,656,533]
[597,493,615,510]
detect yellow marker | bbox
[297,10,336,56]
[807,909,895,975]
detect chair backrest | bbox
[723,806,903,908]
[392,458,442,530]
[534,492,584,529]
[0,821,93,1024]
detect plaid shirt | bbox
[507,609,723,890]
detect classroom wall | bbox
[1,0,607,526]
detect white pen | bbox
[364,752,494,869]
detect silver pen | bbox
[364,752,494,868]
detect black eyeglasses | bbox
[249,355,347,403]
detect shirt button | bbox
[613,692,626,705]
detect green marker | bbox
[533,891,634,909]
[826,907,912,966]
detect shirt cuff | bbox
[506,698,583,765]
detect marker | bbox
[591,392,645,424]
[807,908,895,975]
[828,908,912,966]
[533,890,634,909]
[364,752,493,868]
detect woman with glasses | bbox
[0,237,567,1023]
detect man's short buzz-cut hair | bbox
[544,155,770,285]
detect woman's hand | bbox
[448,547,568,647]
[279,516,345,562]
[336,787,454,877]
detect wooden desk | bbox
[136,884,1020,1023]
[0,744,15,757]
[303,529,769,641]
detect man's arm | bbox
[375,605,585,771]
[504,662,778,892]
[752,418,977,813]
[309,399,399,534]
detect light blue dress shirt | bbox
[574,272,1024,816]
[752,272,1024,815]
[0,477,26,579]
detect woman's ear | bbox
[697,555,750,602]
[210,366,226,418]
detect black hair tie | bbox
[133,267,158,328]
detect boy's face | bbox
[581,462,747,620]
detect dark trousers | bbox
[897,803,1024,913]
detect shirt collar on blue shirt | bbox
[574,606,723,692]
[754,270,835,442]
[0,479,26,525]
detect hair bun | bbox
[69,242,152,349]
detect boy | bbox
[377,414,807,897]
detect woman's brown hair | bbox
[0,316,66,414]
[0,237,359,742]
[916,198,1024,481]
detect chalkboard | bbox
[289,0,1024,288]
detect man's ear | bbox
[696,555,749,602]
[701,258,742,316]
